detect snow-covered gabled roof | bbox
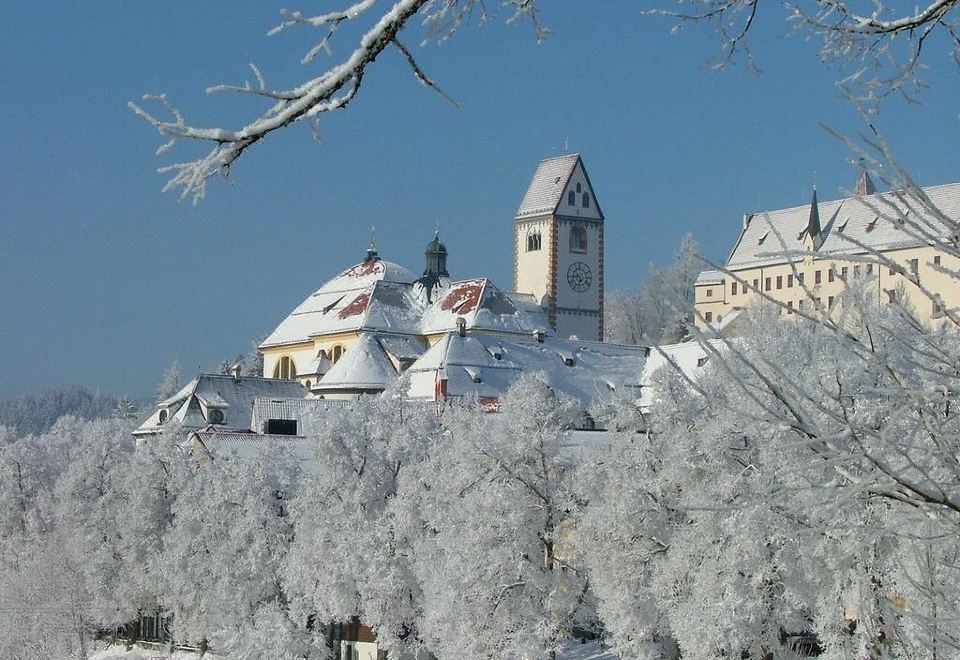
[313,332,398,392]
[516,154,581,218]
[726,182,960,269]
[406,332,648,412]
[260,259,418,348]
[695,270,724,286]
[187,430,314,464]
[638,339,726,410]
[420,278,551,335]
[134,374,308,436]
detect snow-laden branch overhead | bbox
[131,0,545,203]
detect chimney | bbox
[231,362,243,382]
[456,316,467,337]
[534,329,546,343]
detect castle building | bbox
[514,154,604,341]
[695,173,960,331]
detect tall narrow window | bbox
[526,231,542,251]
[731,282,738,296]
[909,258,919,275]
[582,192,590,207]
[765,277,771,291]
[568,190,576,205]
[829,268,835,283]
[569,224,588,253]
[272,356,297,380]
[787,274,794,288]
[331,345,345,364]
[776,275,783,290]
[797,273,804,285]
[934,255,942,266]
[815,270,822,285]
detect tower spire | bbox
[365,226,380,262]
[854,168,877,196]
[806,186,823,250]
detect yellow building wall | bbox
[261,331,362,387]
[695,246,957,329]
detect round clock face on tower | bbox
[566,262,592,292]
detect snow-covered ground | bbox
[90,640,619,660]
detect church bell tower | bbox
[513,154,604,341]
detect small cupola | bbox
[414,231,451,304]
[424,231,449,278]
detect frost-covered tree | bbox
[0,385,122,437]
[283,386,439,656]
[132,1,959,201]
[155,359,183,401]
[586,274,960,659]
[605,233,701,345]
[159,446,309,658]
[410,375,593,659]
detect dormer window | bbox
[838,219,849,233]
[567,190,575,205]
[569,224,587,253]
[758,231,769,246]
[207,408,225,425]
[582,192,590,208]
[526,231,542,252]
[158,409,168,424]
[865,218,877,233]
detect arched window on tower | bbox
[567,190,575,206]
[569,224,587,253]
[272,356,297,380]
[332,345,345,364]
[526,230,542,252]
[582,192,590,208]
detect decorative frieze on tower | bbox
[513,154,604,341]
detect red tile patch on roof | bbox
[440,280,484,314]
[338,292,371,319]
[342,260,384,278]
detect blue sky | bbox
[1,1,957,399]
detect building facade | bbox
[514,154,605,341]
[695,173,960,330]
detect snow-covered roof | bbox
[638,339,726,410]
[420,278,551,335]
[313,332,398,392]
[406,332,648,411]
[516,154,581,218]
[726,182,960,269]
[134,374,308,436]
[695,269,724,285]
[187,430,314,463]
[260,259,419,348]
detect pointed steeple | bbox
[854,168,877,196]
[364,226,380,262]
[806,186,823,250]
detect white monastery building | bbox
[135,155,712,439]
